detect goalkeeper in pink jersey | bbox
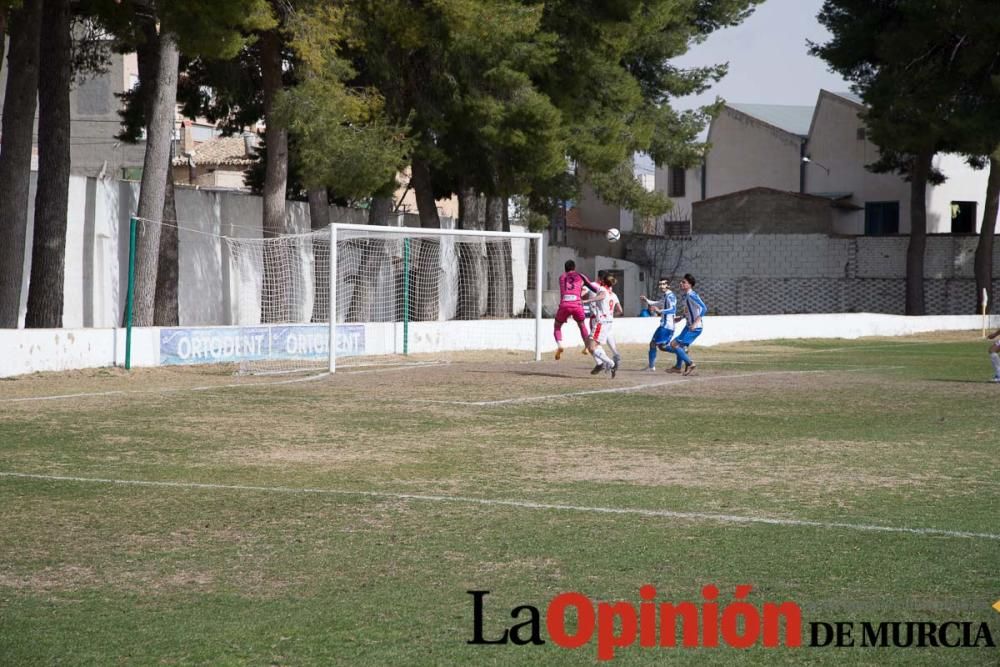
[554,260,602,360]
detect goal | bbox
[224,223,544,374]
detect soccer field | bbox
[1,333,998,665]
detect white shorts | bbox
[592,321,613,345]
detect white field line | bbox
[0,372,329,403]
[341,360,447,369]
[716,341,943,356]
[409,368,901,406]
[0,471,995,541]
[336,360,448,374]
[0,362,447,404]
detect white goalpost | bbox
[224,223,544,374]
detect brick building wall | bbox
[692,188,835,234]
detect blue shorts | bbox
[673,327,702,347]
[650,326,673,346]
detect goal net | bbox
[224,223,543,374]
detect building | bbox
[0,49,147,176]
[691,187,857,235]
[171,129,255,190]
[654,90,995,236]
[0,47,236,181]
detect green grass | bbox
[1,334,998,665]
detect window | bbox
[856,127,866,141]
[120,166,143,181]
[191,124,217,142]
[864,202,899,235]
[950,201,976,234]
[668,166,686,197]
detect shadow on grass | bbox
[507,369,595,379]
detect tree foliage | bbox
[346,0,762,220]
[174,0,762,221]
[275,3,410,199]
[174,0,407,204]
[2,0,769,328]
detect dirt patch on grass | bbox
[0,508,375,598]
[0,564,100,591]
[525,438,946,496]
[468,556,563,578]
[224,443,420,469]
[0,337,929,412]
[122,527,259,550]
[0,563,268,597]
[0,364,246,401]
[643,367,948,407]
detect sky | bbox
[671,0,850,111]
[634,0,849,172]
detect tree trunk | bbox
[260,29,290,323]
[974,153,1000,315]
[132,21,178,328]
[346,194,393,323]
[369,194,393,226]
[457,187,480,231]
[132,31,179,326]
[0,0,42,328]
[485,195,512,317]
[25,0,72,328]
[409,156,441,320]
[308,188,330,323]
[456,187,486,319]
[905,149,932,316]
[410,157,440,229]
[502,199,517,314]
[154,160,179,326]
[0,6,7,80]
[308,189,330,231]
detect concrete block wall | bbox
[855,237,905,278]
[629,234,1000,315]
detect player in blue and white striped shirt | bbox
[669,273,707,376]
[640,277,676,371]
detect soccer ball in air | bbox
[606,228,621,242]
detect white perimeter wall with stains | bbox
[0,314,992,378]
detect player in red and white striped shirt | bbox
[583,275,621,378]
[602,275,623,369]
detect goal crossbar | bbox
[327,222,543,241]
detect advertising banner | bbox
[160,325,365,365]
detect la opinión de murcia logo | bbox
[469,585,801,660]
[467,587,998,661]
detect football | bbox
[606,228,621,242]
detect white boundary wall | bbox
[0,314,993,378]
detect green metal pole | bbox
[402,238,410,355]
[124,216,137,370]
